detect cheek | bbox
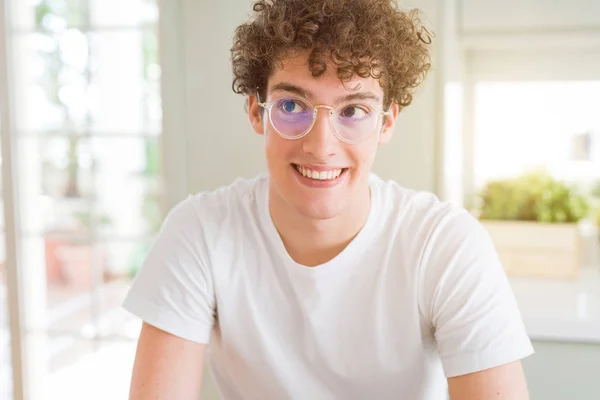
[350,139,379,168]
[264,131,295,165]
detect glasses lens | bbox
[333,104,379,144]
[270,98,313,138]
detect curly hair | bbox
[231,0,433,110]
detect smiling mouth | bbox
[292,164,347,181]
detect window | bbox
[4,1,162,398]
[448,52,600,271]
[474,81,600,188]
[452,52,600,205]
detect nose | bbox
[301,106,338,158]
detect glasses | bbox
[258,95,389,145]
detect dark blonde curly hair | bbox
[231,0,433,110]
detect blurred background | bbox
[1,0,599,399]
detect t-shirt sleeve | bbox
[123,196,215,344]
[419,208,534,378]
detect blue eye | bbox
[276,98,307,114]
[283,100,296,113]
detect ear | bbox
[247,94,265,136]
[378,102,400,144]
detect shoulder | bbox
[370,174,488,271]
[187,174,265,212]
[371,174,474,238]
[161,175,266,243]
[174,174,265,221]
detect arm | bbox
[448,361,529,400]
[418,209,533,393]
[123,199,216,398]
[129,322,207,400]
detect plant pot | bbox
[45,233,107,291]
[480,220,582,279]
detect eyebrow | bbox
[270,83,315,99]
[269,82,381,104]
[334,92,381,104]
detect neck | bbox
[268,185,371,267]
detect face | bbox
[248,52,399,221]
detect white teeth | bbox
[295,165,343,181]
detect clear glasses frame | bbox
[257,94,390,145]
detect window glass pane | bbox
[19,136,93,236]
[23,335,137,399]
[474,81,600,187]
[11,1,162,399]
[20,236,147,396]
[11,0,87,32]
[142,29,162,133]
[97,240,148,337]
[12,28,160,136]
[20,136,162,238]
[44,239,146,336]
[88,30,160,135]
[21,235,97,334]
[12,31,90,134]
[92,137,162,238]
[21,236,146,337]
[89,0,158,27]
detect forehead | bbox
[267,51,383,103]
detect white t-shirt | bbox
[123,174,534,400]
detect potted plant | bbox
[476,172,590,279]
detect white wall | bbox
[459,0,600,33]
[375,0,444,193]
[179,0,264,194]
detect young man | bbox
[124,1,533,399]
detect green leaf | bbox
[478,171,590,223]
